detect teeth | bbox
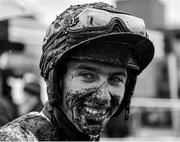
[84,107,106,115]
[102,110,106,115]
[92,110,97,114]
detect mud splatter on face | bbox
[61,61,127,136]
[64,85,122,136]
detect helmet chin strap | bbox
[124,99,131,120]
[47,69,62,108]
[47,68,66,132]
[113,73,137,120]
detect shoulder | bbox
[0,113,39,141]
[0,112,53,141]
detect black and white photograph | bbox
[0,0,180,141]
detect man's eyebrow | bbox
[76,64,127,77]
[76,64,100,73]
[112,71,127,78]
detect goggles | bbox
[44,7,147,50]
[67,8,147,38]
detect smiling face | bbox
[61,60,127,136]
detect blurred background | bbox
[1,0,180,141]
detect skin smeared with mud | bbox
[61,61,127,136]
[65,85,121,135]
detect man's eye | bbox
[79,72,96,81]
[109,76,124,84]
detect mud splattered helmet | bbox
[39,2,154,118]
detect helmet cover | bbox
[39,2,154,80]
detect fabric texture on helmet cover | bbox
[39,2,154,80]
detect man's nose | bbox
[94,83,111,106]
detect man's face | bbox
[61,60,127,136]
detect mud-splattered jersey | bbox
[0,112,56,141]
